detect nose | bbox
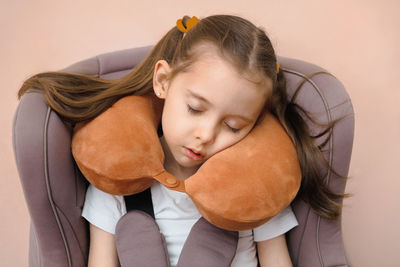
[194,121,216,145]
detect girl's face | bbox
[153,48,272,176]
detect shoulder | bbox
[82,184,127,234]
[252,205,298,242]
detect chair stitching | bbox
[73,162,90,263]
[96,55,102,77]
[54,203,88,264]
[294,206,311,266]
[282,68,335,267]
[12,101,22,167]
[44,107,72,267]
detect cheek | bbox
[208,131,246,156]
[161,102,191,138]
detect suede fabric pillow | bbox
[72,93,301,231]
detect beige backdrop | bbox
[1,0,399,266]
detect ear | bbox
[153,60,171,99]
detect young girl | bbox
[19,14,345,267]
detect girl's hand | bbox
[257,234,293,267]
[88,223,120,267]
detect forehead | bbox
[185,42,268,82]
[182,42,272,89]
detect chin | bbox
[176,155,204,169]
[180,158,203,168]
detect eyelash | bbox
[186,105,240,133]
[187,105,201,114]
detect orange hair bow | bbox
[176,16,200,33]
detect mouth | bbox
[184,147,204,161]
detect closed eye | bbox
[188,104,241,133]
[226,123,240,133]
[187,105,202,114]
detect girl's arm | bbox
[257,234,293,267]
[88,223,120,267]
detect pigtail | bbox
[18,20,186,124]
[271,71,347,220]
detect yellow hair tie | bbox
[176,16,200,33]
[276,63,280,73]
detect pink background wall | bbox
[1,0,399,266]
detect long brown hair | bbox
[18,14,346,220]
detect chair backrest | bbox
[12,46,354,267]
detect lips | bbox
[184,147,204,161]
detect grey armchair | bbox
[12,45,354,267]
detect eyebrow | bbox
[186,89,254,123]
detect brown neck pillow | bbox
[72,93,301,231]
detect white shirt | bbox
[82,182,298,267]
